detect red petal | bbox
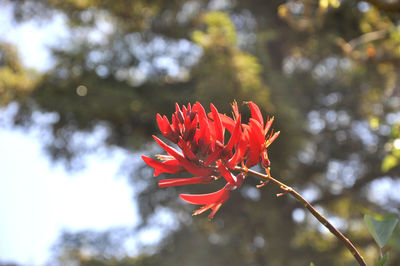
[156,114,170,134]
[219,114,236,132]
[158,176,214,187]
[208,203,223,220]
[231,101,240,120]
[141,155,184,176]
[266,131,280,147]
[153,135,183,158]
[194,102,210,144]
[153,136,212,176]
[264,116,274,135]
[170,115,179,135]
[225,114,241,151]
[207,118,216,144]
[217,161,237,185]
[180,186,230,205]
[249,118,265,146]
[245,124,263,167]
[261,150,271,168]
[175,103,184,123]
[210,104,224,143]
[226,137,247,168]
[241,124,250,140]
[235,173,247,187]
[178,137,197,161]
[204,148,223,166]
[182,104,187,117]
[193,204,215,216]
[248,101,264,128]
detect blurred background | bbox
[1,0,400,265]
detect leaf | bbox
[388,224,400,250]
[375,253,388,266]
[381,154,398,172]
[364,214,399,248]
[310,263,315,266]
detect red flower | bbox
[158,176,216,187]
[245,102,280,168]
[180,184,233,220]
[141,155,184,176]
[142,101,278,219]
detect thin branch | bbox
[337,29,400,64]
[235,166,367,266]
[348,30,388,50]
[337,29,387,57]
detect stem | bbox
[235,166,366,266]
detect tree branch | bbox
[235,166,367,266]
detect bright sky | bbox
[0,3,138,265]
[0,126,137,265]
[0,2,68,71]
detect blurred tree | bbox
[0,41,38,106]
[2,0,400,265]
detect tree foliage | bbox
[2,0,400,265]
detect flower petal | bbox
[153,135,213,176]
[219,114,236,132]
[193,203,215,216]
[266,131,280,147]
[226,137,247,168]
[246,127,263,167]
[217,161,237,186]
[249,118,265,146]
[180,186,230,205]
[141,155,184,176]
[208,203,223,220]
[210,103,224,143]
[248,101,264,128]
[194,102,211,150]
[231,100,240,120]
[158,176,214,187]
[204,148,223,166]
[156,114,168,133]
[178,137,197,161]
[264,116,274,135]
[225,114,241,151]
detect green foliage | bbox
[381,155,398,173]
[382,125,400,172]
[376,253,388,266]
[191,11,271,110]
[192,12,237,47]
[0,42,38,106]
[387,224,400,250]
[364,214,399,248]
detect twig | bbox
[347,30,387,50]
[234,166,367,266]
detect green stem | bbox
[235,166,367,266]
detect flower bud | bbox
[261,150,270,168]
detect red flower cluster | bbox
[142,102,279,219]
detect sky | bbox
[0,2,68,71]
[0,123,136,265]
[0,3,138,265]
